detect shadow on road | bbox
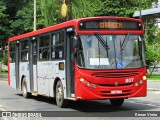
[16,93,160,112]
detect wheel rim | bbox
[56,85,63,103]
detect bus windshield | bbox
[77,34,145,69]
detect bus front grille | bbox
[98,83,133,87]
[91,71,139,78]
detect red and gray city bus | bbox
[8,16,147,108]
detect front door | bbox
[66,32,75,98]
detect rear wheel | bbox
[56,81,68,108]
[22,78,30,98]
[110,98,124,106]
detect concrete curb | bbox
[147,88,160,91]
[0,78,7,81]
[0,74,7,81]
[148,80,160,82]
[0,74,7,78]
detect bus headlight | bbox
[143,76,147,80]
[79,78,85,82]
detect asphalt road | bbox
[0,81,160,120]
[147,80,160,90]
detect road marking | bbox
[0,104,17,120]
[153,91,160,94]
[0,104,9,120]
[0,105,6,112]
[145,103,160,107]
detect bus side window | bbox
[51,31,64,60]
[39,34,50,60]
[39,48,49,60]
[21,51,28,61]
[21,40,29,61]
[10,42,16,62]
[52,35,56,46]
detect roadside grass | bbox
[147,74,160,80]
[0,71,8,75]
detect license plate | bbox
[111,90,122,94]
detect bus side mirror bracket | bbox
[66,27,77,48]
[73,36,78,48]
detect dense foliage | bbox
[0,1,11,41]
[145,25,160,74]
[40,0,102,26]
[95,0,157,17]
[0,0,157,39]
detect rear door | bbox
[29,38,38,92]
[9,42,19,89]
[15,41,20,89]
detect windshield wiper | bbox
[95,32,110,50]
[121,32,131,50]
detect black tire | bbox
[110,98,124,106]
[56,81,68,108]
[22,78,30,98]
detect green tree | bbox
[2,53,8,65]
[40,0,60,26]
[0,1,11,41]
[70,0,102,19]
[10,0,44,35]
[3,0,30,20]
[40,0,102,27]
[95,0,157,17]
[145,26,160,75]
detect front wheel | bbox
[110,98,124,106]
[56,81,68,108]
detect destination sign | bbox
[79,20,142,30]
[100,22,123,28]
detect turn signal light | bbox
[79,78,85,82]
[59,62,64,70]
[143,76,147,80]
